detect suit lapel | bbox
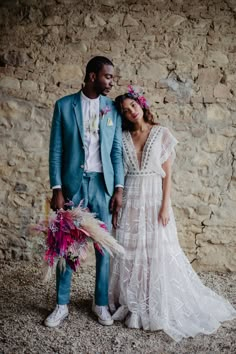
[73,91,84,143]
[99,95,106,143]
[99,95,113,141]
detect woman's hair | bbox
[84,56,114,82]
[115,93,158,131]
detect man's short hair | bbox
[84,56,114,82]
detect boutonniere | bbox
[100,105,111,119]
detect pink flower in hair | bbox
[127,85,149,109]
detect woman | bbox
[109,86,236,342]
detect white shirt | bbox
[81,91,103,172]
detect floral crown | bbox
[127,85,149,109]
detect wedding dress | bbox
[109,125,236,342]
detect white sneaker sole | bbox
[97,317,114,326]
[92,305,114,326]
[44,313,69,328]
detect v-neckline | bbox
[127,126,157,171]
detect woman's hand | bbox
[158,206,170,227]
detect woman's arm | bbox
[158,157,172,226]
[110,112,124,228]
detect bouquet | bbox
[36,203,124,281]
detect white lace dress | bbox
[109,125,236,342]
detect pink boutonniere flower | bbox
[100,105,111,119]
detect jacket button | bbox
[80,165,84,168]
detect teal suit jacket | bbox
[49,91,124,199]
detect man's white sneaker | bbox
[44,304,69,328]
[92,304,114,326]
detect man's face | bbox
[93,64,114,96]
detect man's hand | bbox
[50,189,65,211]
[110,187,123,229]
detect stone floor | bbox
[0,261,236,354]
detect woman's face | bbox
[121,98,144,123]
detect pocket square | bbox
[107,118,113,126]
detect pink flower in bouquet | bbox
[34,202,124,279]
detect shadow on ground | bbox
[0,261,236,354]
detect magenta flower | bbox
[100,106,111,118]
[127,85,149,109]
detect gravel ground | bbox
[0,261,236,354]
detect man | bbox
[44,56,124,327]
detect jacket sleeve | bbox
[49,101,63,188]
[110,112,124,187]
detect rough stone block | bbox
[214,84,232,99]
[21,80,38,91]
[138,62,168,82]
[44,16,64,26]
[164,14,186,28]
[123,14,139,27]
[21,132,44,152]
[206,51,229,66]
[206,104,231,123]
[193,244,236,272]
[201,134,228,153]
[84,14,106,28]
[53,64,83,83]
[0,77,20,90]
[197,68,222,86]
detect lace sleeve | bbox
[160,127,178,165]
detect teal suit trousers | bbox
[56,172,111,306]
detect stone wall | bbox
[0,0,236,271]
